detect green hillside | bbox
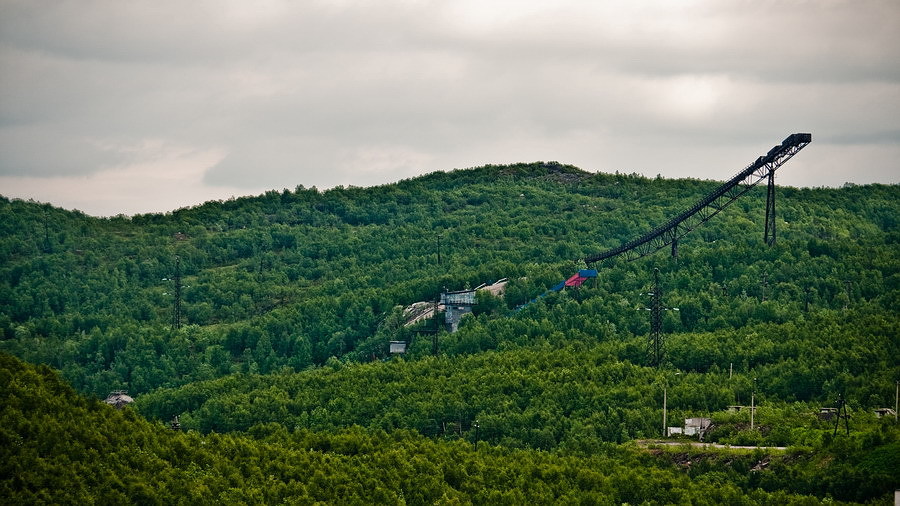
[1,162,898,502]
[3,352,897,503]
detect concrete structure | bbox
[402,278,509,331]
[684,417,712,437]
[441,289,476,333]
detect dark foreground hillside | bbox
[2,353,896,504]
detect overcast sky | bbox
[1,0,898,216]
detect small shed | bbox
[818,407,838,420]
[667,426,683,436]
[667,418,712,438]
[684,417,712,436]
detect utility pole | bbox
[663,372,680,437]
[804,286,811,312]
[172,256,182,330]
[843,279,852,310]
[647,268,663,367]
[751,377,757,430]
[432,298,440,356]
[42,211,53,254]
[833,395,850,436]
[760,272,769,302]
[663,384,667,437]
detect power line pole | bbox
[645,268,663,367]
[751,390,755,430]
[833,394,850,436]
[843,279,852,310]
[432,298,440,356]
[42,210,53,254]
[663,384,667,437]
[663,372,681,437]
[172,256,182,330]
[751,377,757,430]
[641,268,678,368]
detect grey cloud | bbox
[468,1,900,84]
[0,1,441,64]
[0,126,123,176]
[0,0,898,215]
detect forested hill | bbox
[8,351,895,504]
[1,162,899,502]
[0,162,897,397]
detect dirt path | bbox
[637,440,788,451]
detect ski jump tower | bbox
[580,133,812,367]
[584,133,812,265]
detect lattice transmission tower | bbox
[641,268,679,367]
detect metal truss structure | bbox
[584,133,812,265]
[640,267,678,367]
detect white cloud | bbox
[0,144,241,216]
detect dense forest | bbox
[2,162,898,503]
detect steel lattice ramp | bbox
[584,133,811,265]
